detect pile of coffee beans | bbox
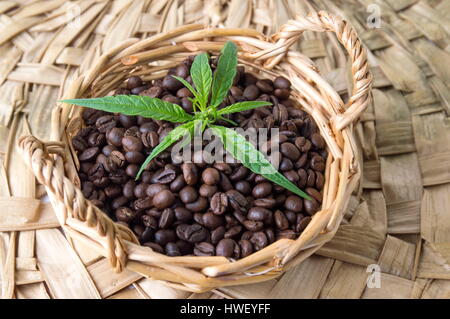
[72,55,327,258]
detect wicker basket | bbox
[18,11,372,293]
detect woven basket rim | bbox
[18,11,372,292]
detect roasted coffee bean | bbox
[239,240,253,258]
[243,220,264,232]
[256,80,273,93]
[182,163,198,185]
[285,210,297,224]
[280,158,293,171]
[142,215,158,229]
[230,86,243,97]
[118,114,137,128]
[243,84,260,100]
[306,187,322,203]
[115,207,136,223]
[252,182,272,198]
[274,88,290,99]
[176,87,192,98]
[304,198,319,215]
[284,170,299,184]
[134,197,153,210]
[109,150,125,168]
[216,239,237,258]
[125,164,139,178]
[112,196,128,210]
[122,135,143,152]
[234,180,251,195]
[109,169,127,184]
[224,225,242,239]
[141,86,162,98]
[151,168,176,184]
[274,76,291,89]
[202,168,220,185]
[194,242,215,256]
[253,198,276,209]
[96,115,116,133]
[127,76,143,90]
[147,208,162,218]
[87,132,105,147]
[125,151,144,164]
[175,63,189,78]
[274,210,289,230]
[170,175,186,192]
[141,131,159,148]
[162,75,182,92]
[210,192,228,215]
[165,242,180,256]
[284,195,303,213]
[176,224,207,243]
[102,145,117,156]
[180,97,193,113]
[134,183,148,198]
[143,242,164,254]
[79,147,100,161]
[141,227,154,242]
[179,186,198,204]
[310,155,325,172]
[185,197,208,213]
[211,226,226,244]
[306,169,316,187]
[315,172,325,190]
[277,229,297,240]
[146,184,168,198]
[230,166,249,181]
[106,128,123,147]
[153,190,175,209]
[202,212,224,229]
[104,184,121,198]
[265,228,276,244]
[72,136,88,152]
[82,109,104,126]
[296,216,311,233]
[311,133,325,149]
[226,189,249,213]
[174,207,192,223]
[199,184,218,198]
[176,240,193,255]
[159,208,175,229]
[247,207,271,221]
[219,173,233,191]
[280,142,300,161]
[297,168,307,188]
[250,232,268,251]
[154,229,177,246]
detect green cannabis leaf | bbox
[61,40,312,199]
[210,125,312,200]
[61,95,193,123]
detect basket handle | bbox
[17,135,138,272]
[274,11,372,130]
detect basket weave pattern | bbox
[18,11,372,292]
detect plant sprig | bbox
[61,41,311,200]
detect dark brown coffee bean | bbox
[134,197,153,210]
[199,184,217,198]
[112,196,128,210]
[194,242,215,256]
[243,220,264,232]
[253,198,276,209]
[280,158,293,171]
[311,155,326,172]
[274,76,291,89]
[154,229,177,246]
[306,187,322,203]
[134,183,148,198]
[274,88,290,99]
[79,147,99,161]
[202,168,220,185]
[124,151,144,164]
[252,182,272,198]
[219,173,233,191]
[230,166,249,182]
[296,216,311,232]
[226,189,249,213]
[243,84,260,100]
[165,242,180,256]
[141,131,159,149]
[250,231,268,251]
[241,231,253,241]
[170,175,186,192]
[265,228,275,244]
[297,168,307,188]
[106,128,123,147]
[306,169,316,187]
[127,76,143,89]
[274,210,289,230]
[179,186,198,204]
[109,150,125,168]
[211,192,228,215]
[162,75,182,92]
[284,195,303,213]
[109,169,127,184]
[216,238,237,258]
[283,170,299,184]
[247,207,271,221]
[147,208,162,218]
[176,240,193,255]
[311,133,325,149]
[285,211,296,224]
[238,239,253,258]
[146,184,168,198]
[182,163,198,185]
[175,63,189,78]
[102,145,117,157]
[140,227,154,243]
[115,207,136,223]
[151,168,176,184]
[202,212,224,229]
[256,80,273,93]
[122,180,136,199]
[280,142,300,161]
[224,225,242,239]
[304,198,319,215]
[234,181,251,195]
[104,184,121,198]
[87,132,105,147]
[185,197,208,213]
[141,86,162,98]
[315,172,325,190]
[276,229,297,240]
[153,190,175,209]
[211,226,226,244]
[72,136,88,152]
[142,215,158,229]
[118,114,137,128]
[176,224,207,243]
[143,242,164,254]
[96,115,116,133]
[159,208,175,229]
[174,207,192,223]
